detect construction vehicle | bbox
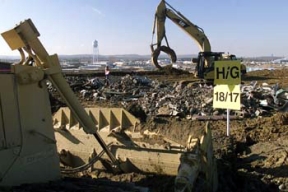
[0,19,217,192]
[150,0,246,80]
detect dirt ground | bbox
[6,67,288,192]
[137,67,288,192]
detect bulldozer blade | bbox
[53,107,217,191]
[53,107,140,131]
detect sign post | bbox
[213,60,241,136]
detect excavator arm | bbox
[151,0,211,69]
[163,1,211,52]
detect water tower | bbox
[92,40,99,64]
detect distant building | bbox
[272,57,288,64]
[280,59,288,64]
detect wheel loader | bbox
[0,19,217,192]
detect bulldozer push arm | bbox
[151,0,211,69]
[1,19,119,169]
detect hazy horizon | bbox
[0,53,284,61]
[1,0,288,57]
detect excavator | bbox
[151,0,246,80]
[0,19,218,192]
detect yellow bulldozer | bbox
[0,16,217,192]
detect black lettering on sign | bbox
[216,66,240,80]
[214,92,239,102]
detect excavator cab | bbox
[194,52,221,79]
[194,52,247,81]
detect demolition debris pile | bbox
[49,73,288,121]
[45,68,288,192]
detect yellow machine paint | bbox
[0,67,61,186]
[0,18,218,192]
[150,0,246,80]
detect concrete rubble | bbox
[50,75,288,120]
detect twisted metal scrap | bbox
[51,76,288,120]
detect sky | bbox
[0,0,288,57]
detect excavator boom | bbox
[163,1,211,52]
